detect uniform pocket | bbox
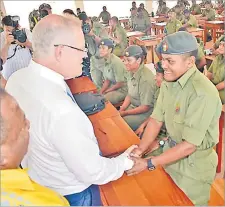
[173,114,185,124]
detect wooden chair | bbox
[208,179,224,206]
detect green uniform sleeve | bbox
[113,60,127,83]
[207,58,216,73]
[139,79,156,106]
[181,95,222,146]
[175,20,182,32]
[197,43,205,61]
[213,35,225,49]
[90,57,103,89]
[151,82,166,122]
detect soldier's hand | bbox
[125,157,148,176]
[135,125,145,137]
[129,147,143,158]
[5,32,15,45]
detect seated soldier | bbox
[200,0,216,21]
[135,62,167,157]
[205,39,225,104]
[174,5,185,24]
[190,0,202,15]
[127,31,222,206]
[157,2,170,16]
[130,8,138,29]
[164,10,182,35]
[156,27,206,71]
[183,9,198,28]
[98,6,111,25]
[139,3,149,18]
[133,8,151,34]
[156,0,164,16]
[0,88,69,206]
[108,16,128,57]
[91,39,128,105]
[120,45,156,131]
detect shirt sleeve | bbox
[181,94,222,146]
[50,106,129,185]
[113,60,127,83]
[208,57,216,73]
[90,56,103,89]
[151,82,165,122]
[139,76,156,106]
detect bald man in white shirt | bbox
[1,15,32,81]
[5,14,136,206]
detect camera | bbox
[82,23,91,34]
[10,16,27,43]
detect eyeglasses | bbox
[54,44,88,53]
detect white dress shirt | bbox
[6,60,133,196]
[0,28,32,80]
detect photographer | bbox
[0,15,32,81]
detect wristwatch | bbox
[159,140,165,148]
[147,158,156,171]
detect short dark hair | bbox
[2,15,14,26]
[63,9,76,16]
[182,49,198,59]
[163,2,166,5]
[77,8,81,11]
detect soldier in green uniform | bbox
[156,0,164,16]
[182,9,198,28]
[98,6,111,24]
[119,45,156,131]
[157,2,170,16]
[108,16,128,57]
[200,0,216,21]
[135,61,167,138]
[127,31,222,206]
[174,5,185,24]
[190,0,202,15]
[130,8,138,29]
[91,39,128,105]
[133,8,151,34]
[205,39,225,103]
[139,3,149,18]
[164,10,182,35]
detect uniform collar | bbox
[130,63,145,80]
[29,60,67,92]
[105,53,113,65]
[1,169,34,191]
[177,66,197,88]
[165,66,197,89]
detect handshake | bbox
[119,145,152,177]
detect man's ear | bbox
[54,45,63,62]
[187,56,196,69]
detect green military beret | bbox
[155,61,164,73]
[124,45,143,57]
[99,38,114,48]
[159,31,198,55]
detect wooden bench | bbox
[66,76,97,94]
[209,179,224,206]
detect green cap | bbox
[124,45,143,57]
[99,38,114,48]
[159,31,198,55]
[155,61,164,73]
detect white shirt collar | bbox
[29,59,67,92]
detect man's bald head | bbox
[32,14,82,59]
[0,88,30,169]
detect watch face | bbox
[159,140,165,146]
[148,166,156,171]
